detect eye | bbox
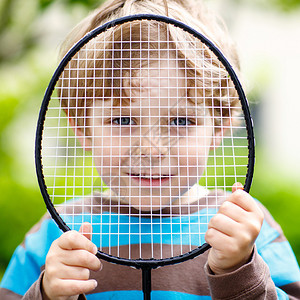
[112,117,135,125]
[170,117,192,126]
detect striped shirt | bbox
[0,190,299,299]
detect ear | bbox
[210,118,232,151]
[68,116,92,151]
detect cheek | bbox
[175,130,213,180]
[93,134,131,175]
[177,132,212,162]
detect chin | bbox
[129,196,173,212]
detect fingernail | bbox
[93,245,98,255]
[93,279,98,288]
[233,182,244,192]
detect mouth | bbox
[128,173,171,186]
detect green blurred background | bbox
[0,0,300,279]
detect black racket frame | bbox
[35,14,255,300]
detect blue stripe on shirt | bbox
[62,209,217,248]
[258,241,300,287]
[276,287,289,299]
[85,290,212,299]
[255,219,280,249]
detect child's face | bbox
[88,59,214,211]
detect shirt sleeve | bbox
[22,272,44,300]
[205,248,279,299]
[21,271,88,300]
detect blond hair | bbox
[60,0,239,65]
[58,0,241,132]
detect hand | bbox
[42,223,101,300]
[205,183,264,275]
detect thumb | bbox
[79,222,93,241]
[232,182,244,193]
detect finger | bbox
[208,211,259,246]
[217,200,248,224]
[79,222,93,241]
[205,226,252,257]
[227,188,258,213]
[205,227,233,251]
[53,279,98,297]
[62,249,102,271]
[218,197,263,233]
[208,211,240,237]
[59,266,91,281]
[57,231,98,255]
[232,182,244,193]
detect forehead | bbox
[122,58,187,99]
[93,58,204,115]
[97,66,200,115]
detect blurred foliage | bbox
[266,0,300,11]
[1,0,300,63]
[38,0,101,9]
[0,0,102,64]
[0,47,54,270]
[234,0,300,11]
[0,0,299,280]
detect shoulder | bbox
[0,212,62,297]
[18,212,62,262]
[253,200,300,291]
[254,200,285,249]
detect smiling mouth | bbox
[128,173,171,186]
[130,173,170,179]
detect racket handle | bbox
[142,266,152,300]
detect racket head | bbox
[35,14,254,269]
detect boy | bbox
[1,0,300,299]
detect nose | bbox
[133,125,170,157]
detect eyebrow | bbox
[99,104,206,118]
[169,106,197,116]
